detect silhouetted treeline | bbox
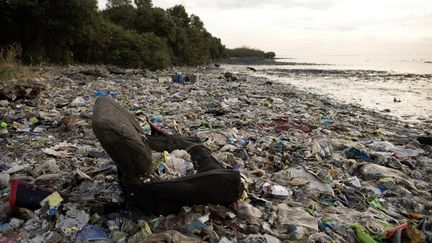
[224,47,276,59]
[0,0,225,69]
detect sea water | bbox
[227,55,432,123]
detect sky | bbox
[98,0,432,57]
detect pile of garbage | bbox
[1,65,431,242]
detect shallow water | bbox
[224,56,432,123]
[278,55,432,75]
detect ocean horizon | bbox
[276,55,432,74]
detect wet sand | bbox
[224,64,432,123]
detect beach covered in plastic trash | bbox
[0,64,431,242]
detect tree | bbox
[265,52,276,59]
[0,0,226,68]
[106,0,132,8]
[189,15,204,30]
[134,0,152,8]
[103,4,136,30]
[167,5,190,27]
[224,47,277,59]
[0,0,98,63]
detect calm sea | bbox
[278,55,432,74]
[227,55,432,123]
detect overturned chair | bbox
[92,97,243,215]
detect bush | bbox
[224,47,276,59]
[265,52,276,59]
[224,48,265,58]
[0,1,233,69]
[104,27,171,69]
[0,0,97,64]
[73,20,171,69]
[0,43,31,81]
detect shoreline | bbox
[219,57,325,66]
[0,65,431,242]
[221,63,432,124]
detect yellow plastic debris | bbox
[39,191,64,208]
[29,116,39,124]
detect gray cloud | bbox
[99,0,432,56]
[219,0,338,10]
[154,0,339,10]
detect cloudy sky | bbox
[98,0,432,57]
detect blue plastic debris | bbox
[94,91,118,97]
[319,222,334,233]
[150,116,163,124]
[377,184,388,193]
[158,163,165,174]
[72,225,110,242]
[94,91,109,97]
[321,118,334,126]
[344,147,372,162]
[0,223,9,233]
[48,206,59,216]
[237,139,249,147]
[337,194,350,207]
[173,74,184,84]
[186,220,208,234]
[286,224,298,234]
[272,141,286,152]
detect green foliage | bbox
[102,26,171,70]
[134,0,152,8]
[104,3,225,66]
[224,48,264,58]
[0,0,230,69]
[102,5,137,30]
[0,0,97,64]
[167,5,190,27]
[71,16,171,70]
[224,47,275,59]
[265,52,276,59]
[106,0,132,8]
